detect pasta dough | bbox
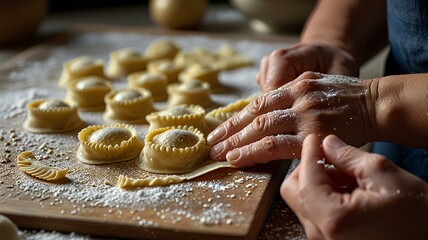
[127,71,168,101]
[167,79,213,108]
[16,151,68,181]
[107,48,148,78]
[77,123,144,165]
[146,104,209,135]
[144,39,180,60]
[24,99,84,133]
[118,161,236,189]
[139,125,206,174]
[147,59,184,83]
[66,76,112,112]
[58,56,105,88]
[0,215,19,240]
[104,89,156,124]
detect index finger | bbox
[207,88,293,146]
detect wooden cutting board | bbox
[0,25,291,240]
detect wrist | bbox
[368,74,428,147]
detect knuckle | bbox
[292,78,318,94]
[247,95,266,115]
[270,48,288,57]
[226,134,241,148]
[253,115,270,133]
[260,136,279,155]
[300,70,319,79]
[225,116,239,131]
[369,154,392,172]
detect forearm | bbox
[301,0,387,66]
[369,74,428,148]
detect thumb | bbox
[322,135,395,182]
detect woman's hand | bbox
[257,43,359,93]
[282,134,428,240]
[207,72,376,167]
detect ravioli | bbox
[167,79,213,108]
[77,123,144,164]
[139,125,206,174]
[24,99,84,133]
[146,104,209,135]
[145,40,180,61]
[104,89,156,124]
[147,59,184,83]
[107,48,148,78]
[127,71,168,101]
[66,76,112,112]
[58,56,105,87]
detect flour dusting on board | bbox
[0,31,292,239]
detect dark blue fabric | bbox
[386,0,428,74]
[372,0,428,182]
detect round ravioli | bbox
[66,76,112,112]
[146,104,209,135]
[145,40,180,61]
[24,99,84,134]
[147,59,184,83]
[139,125,206,174]
[77,123,144,164]
[104,88,156,124]
[167,79,213,108]
[58,56,105,88]
[107,48,148,79]
[127,71,168,101]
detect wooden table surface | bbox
[0,24,307,239]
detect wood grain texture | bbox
[0,24,291,240]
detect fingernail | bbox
[325,136,345,149]
[209,143,225,160]
[207,127,226,145]
[226,149,240,163]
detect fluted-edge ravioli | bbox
[127,71,168,101]
[24,99,84,134]
[104,88,156,124]
[179,63,222,90]
[58,56,105,88]
[144,39,181,61]
[147,59,184,83]
[139,125,206,174]
[167,79,213,108]
[77,123,144,165]
[66,76,112,112]
[205,96,256,129]
[107,48,148,79]
[17,151,68,181]
[146,104,209,135]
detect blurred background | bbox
[0,0,386,78]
